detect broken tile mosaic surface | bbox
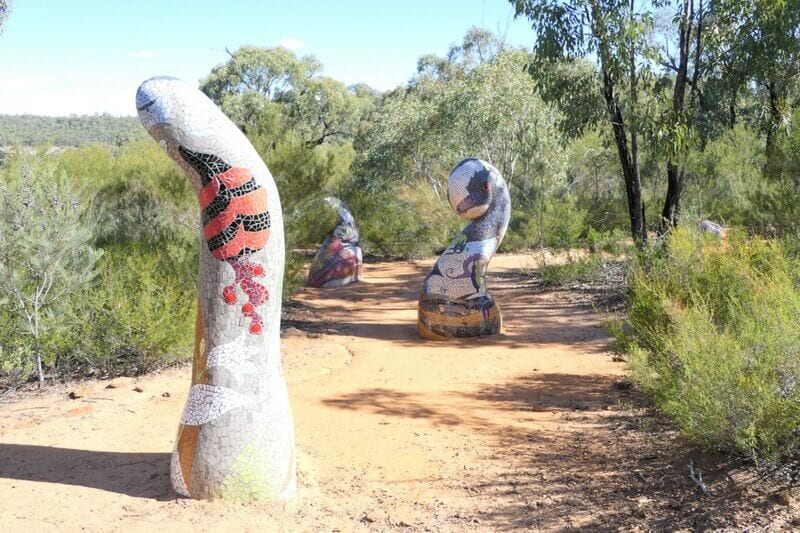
[418,158,511,340]
[306,196,364,288]
[136,76,296,501]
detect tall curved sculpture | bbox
[418,158,511,340]
[306,196,363,288]
[136,77,295,500]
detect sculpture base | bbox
[306,247,363,288]
[417,293,502,340]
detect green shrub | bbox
[90,180,194,248]
[64,243,197,377]
[681,125,763,227]
[623,227,800,462]
[347,183,461,258]
[0,147,200,387]
[0,155,103,384]
[586,228,629,255]
[539,254,605,286]
[55,140,193,208]
[502,197,588,252]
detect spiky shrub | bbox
[65,243,196,377]
[0,156,102,384]
[624,227,800,462]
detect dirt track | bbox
[0,255,795,531]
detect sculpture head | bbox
[447,158,501,221]
[137,76,274,265]
[136,76,248,192]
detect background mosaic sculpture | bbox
[418,158,511,340]
[306,196,364,288]
[136,77,295,500]
[698,219,727,239]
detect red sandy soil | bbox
[0,254,797,531]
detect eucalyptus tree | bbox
[711,1,800,157]
[284,76,366,146]
[201,46,374,148]
[352,31,568,254]
[359,38,566,204]
[509,0,653,243]
[653,0,709,229]
[511,0,716,235]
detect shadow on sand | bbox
[0,444,173,499]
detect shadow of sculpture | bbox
[0,444,173,499]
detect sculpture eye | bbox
[482,182,490,191]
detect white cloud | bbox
[276,37,305,51]
[126,49,157,60]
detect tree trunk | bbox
[662,163,684,228]
[765,83,784,166]
[601,69,646,245]
[34,346,44,387]
[590,0,646,245]
[660,0,693,232]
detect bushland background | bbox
[3,1,800,468]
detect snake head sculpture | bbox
[418,158,510,340]
[137,77,295,501]
[306,196,363,288]
[450,159,493,220]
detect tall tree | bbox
[201,46,374,148]
[714,1,800,159]
[657,0,708,229]
[510,0,652,244]
[359,41,566,202]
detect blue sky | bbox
[0,1,537,116]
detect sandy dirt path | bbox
[0,255,795,531]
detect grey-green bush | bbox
[622,227,800,462]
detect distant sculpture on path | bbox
[418,158,511,340]
[306,196,364,288]
[698,219,727,239]
[137,77,295,500]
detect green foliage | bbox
[539,254,605,286]
[201,45,377,147]
[0,155,102,383]
[0,115,145,147]
[266,134,354,205]
[682,125,764,227]
[65,243,196,377]
[347,185,459,258]
[55,140,193,206]
[202,46,320,103]
[503,197,587,251]
[748,109,800,242]
[567,131,632,232]
[354,38,569,255]
[622,228,800,461]
[0,146,197,387]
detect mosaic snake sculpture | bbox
[418,158,511,340]
[137,77,295,500]
[306,196,363,288]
